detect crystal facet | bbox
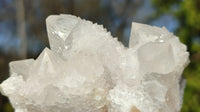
[0,14,189,112]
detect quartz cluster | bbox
[0,14,189,112]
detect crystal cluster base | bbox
[0,14,189,112]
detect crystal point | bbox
[46,15,79,53]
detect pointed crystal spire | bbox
[46,14,79,53]
[129,22,172,48]
[9,59,34,80]
[29,47,63,76]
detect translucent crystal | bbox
[0,14,189,112]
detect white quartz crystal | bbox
[0,14,189,112]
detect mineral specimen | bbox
[0,14,189,112]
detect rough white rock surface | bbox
[0,14,189,112]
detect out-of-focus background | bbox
[0,0,199,112]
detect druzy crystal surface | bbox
[0,14,189,112]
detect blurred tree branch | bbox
[16,0,27,59]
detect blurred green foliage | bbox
[153,0,200,111]
[3,103,13,112]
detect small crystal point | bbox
[29,48,65,77]
[46,14,79,53]
[129,22,172,48]
[9,59,34,79]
